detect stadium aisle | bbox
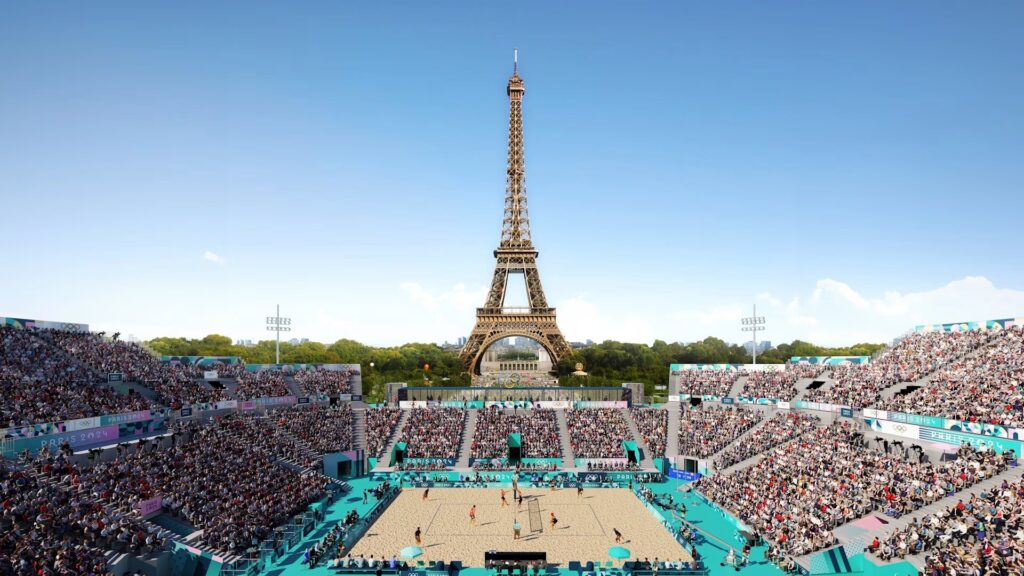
[644,480,785,575]
[265,476,389,576]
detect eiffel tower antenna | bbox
[460,57,572,377]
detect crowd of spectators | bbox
[48,329,221,407]
[67,413,328,555]
[398,408,466,459]
[366,407,403,457]
[806,329,996,408]
[697,422,1009,557]
[629,407,668,457]
[566,408,633,458]
[713,412,821,471]
[0,445,163,575]
[234,370,290,399]
[874,471,1024,575]
[673,369,741,397]
[677,406,762,458]
[878,326,1024,426]
[270,404,354,456]
[293,367,355,397]
[1,326,149,426]
[740,364,822,401]
[470,407,561,459]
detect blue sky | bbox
[2,2,1023,346]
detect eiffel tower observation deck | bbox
[459,52,573,378]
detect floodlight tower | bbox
[741,304,766,365]
[266,304,291,365]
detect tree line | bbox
[147,334,885,402]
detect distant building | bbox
[235,339,255,347]
[743,340,772,354]
[287,338,309,345]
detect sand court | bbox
[349,487,691,565]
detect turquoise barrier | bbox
[864,408,1024,441]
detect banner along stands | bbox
[864,417,1022,457]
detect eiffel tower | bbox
[460,54,573,375]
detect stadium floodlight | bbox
[740,304,767,365]
[266,304,291,365]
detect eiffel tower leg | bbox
[485,258,510,309]
[521,261,549,309]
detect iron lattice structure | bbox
[460,61,573,375]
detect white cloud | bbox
[202,250,224,265]
[556,294,654,344]
[677,276,1024,346]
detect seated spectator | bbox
[673,369,741,397]
[1,325,150,426]
[366,407,403,457]
[235,369,290,399]
[270,404,354,456]
[566,408,632,458]
[630,407,668,457]
[293,367,355,397]
[697,422,1006,557]
[399,408,466,460]
[471,407,561,460]
[48,328,222,407]
[713,412,820,470]
[879,326,1024,426]
[806,329,995,408]
[740,364,822,401]
[69,412,328,556]
[677,405,762,458]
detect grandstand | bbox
[2,315,1024,576]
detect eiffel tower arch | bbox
[460,55,573,375]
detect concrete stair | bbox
[556,410,576,470]
[454,409,479,469]
[352,406,367,452]
[284,375,304,397]
[728,376,747,398]
[791,377,817,402]
[372,409,410,470]
[219,377,240,398]
[664,401,681,459]
[621,408,656,470]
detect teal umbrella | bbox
[608,546,630,559]
[400,546,423,559]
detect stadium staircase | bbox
[454,409,479,469]
[728,376,747,398]
[284,375,303,397]
[220,377,241,398]
[792,376,824,402]
[555,410,576,470]
[664,401,681,458]
[352,406,367,452]
[373,409,411,471]
[621,408,656,469]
